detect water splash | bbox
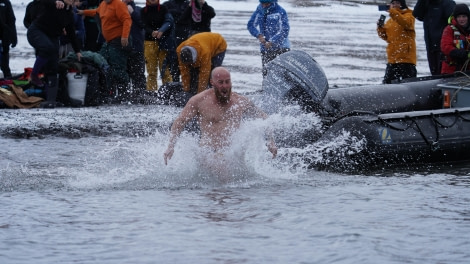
[62,105,323,189]
[277,129,368,173]
[0,104,369,191]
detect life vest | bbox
[450,25,468,50]
[445,24,470,66]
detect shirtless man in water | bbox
[164,66,277,165]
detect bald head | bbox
[211,67,230,80]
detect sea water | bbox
[1,104,469,263]
[2,0,469,262]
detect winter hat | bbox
[259,0,275,3]
[390,0,408,9]
[180,46,197,64]
[453,3,470,17]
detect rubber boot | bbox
[40,75,58,108]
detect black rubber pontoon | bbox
[262,50,470,172]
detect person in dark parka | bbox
[123,0,146,97]
[180,0,215,36]
[162,0,191,81]
[141,0,175,91]
[413,0,456,75]
[23,0,43,29]
[162,0,190,46]
[0,0,17,79]
[27,0,82,108]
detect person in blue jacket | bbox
[247,0,290,77]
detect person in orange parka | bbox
[78,0,133,102]
[176,32,227,94]
[377,0,417,84]
[441,3,470,74]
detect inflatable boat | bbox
[262,50,470,172]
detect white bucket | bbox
[67,72,88,105]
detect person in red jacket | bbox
[441,3,470,74]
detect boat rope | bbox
[430,112,460,128]
[324,110,376,124]
[327,107,470,152]
[376,116,413,131]
[376,115,440,151]
[375,110,470,151]
[456,109,470,121]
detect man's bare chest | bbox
[199,105,244,124]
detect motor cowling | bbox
[262,50,329,113]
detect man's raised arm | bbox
[163,99,199,165]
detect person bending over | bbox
[176,32,226,94]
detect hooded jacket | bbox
[247,1,290,52]
[441,16,470,74]
[176,32,227,93]
[377,7,416,65]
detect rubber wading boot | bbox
[40,75,58,108]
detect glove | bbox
[449,49,468,64]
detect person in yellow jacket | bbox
[177,32,227,94]
[377,0,417,84]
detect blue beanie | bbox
[259,0,275,3]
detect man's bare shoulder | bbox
[185,89,214,107]
[231,92,254,106]
[228,91,244,101]
[231,92,266,118]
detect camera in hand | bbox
[378,5,390,11]
[378,14,386,27]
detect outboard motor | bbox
[261,50,329,113]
